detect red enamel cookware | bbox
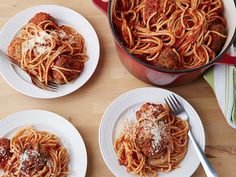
[93,0,236,86]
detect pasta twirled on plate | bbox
[8,12,87,86]
[0,127,69,177]
[114,103,189,177]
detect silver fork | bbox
[165,94,218,177]
[0,50,60,91]
[30,76,60,92]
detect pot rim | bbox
[108,0,236,73]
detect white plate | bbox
[0,5,100,99]
[99,87,205,177]
[0,109,87,177]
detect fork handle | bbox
[188,131,218,177]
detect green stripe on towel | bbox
[225,67,229,117]
[232,68,236,124]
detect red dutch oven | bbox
[93,0,236,86]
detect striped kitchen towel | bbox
[204,47,236,128]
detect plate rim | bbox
[0,109,88,177]
[0,4,100,99]
[99,87,206,177]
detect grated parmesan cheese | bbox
[35,45,49,55]
[141,120,166,154]
[151,121,165,151]
[58,30,68,39]
[140,104,162,120]
[22,31,52,55]
[20,149,40,163]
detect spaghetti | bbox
[8,12,87,86]
[114,103,189,177]
[0,127,69,177]
[112,0,227,70]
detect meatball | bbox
[29,12,58,30]
[209,24,227,54]
[135,126,156,157]
[29,12,56,26]
[143,0,160,23]
[136,103,165,121]
[7,37,23,64]
[209,19,224,27]
[135,120,167,157]
[150,47,179,69]
[52,56,84,84]
[20,143,48,175]
[0,138,12,170]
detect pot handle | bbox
[217,53,236,65]
[93,0,109,15]
[217,46,236,65]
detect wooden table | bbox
[0,1,235,177]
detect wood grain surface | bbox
[0,1,236,177]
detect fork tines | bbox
[48,82,60,91]
[164,94,184,115]
[31,76,59,92]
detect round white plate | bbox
[99,87,205,177]
[0,5,100,98]
[0,109,87,177]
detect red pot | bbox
[93,0,236,86]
